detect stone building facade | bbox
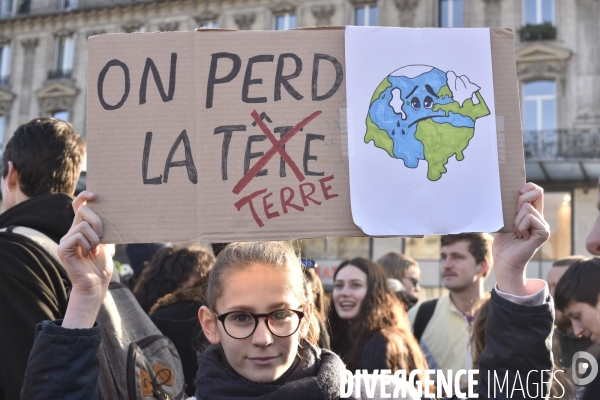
[0,0,598,289]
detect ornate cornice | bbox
[349,0,376,5]
[54,27,74,37]
[20,37,39,53]
[234,13,255,30]
[35,81,79,115]
[0,88,15,115]
[0,0,191,33]
[395,0,419,27]
[158,21,179,32]
[122,19,144,33]
[517,59,568,78]
[516,42,572,63]
[312,5,335,27]
[395,0,419,13]
[271,1,295,15]
[195,9,218,24]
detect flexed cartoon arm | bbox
[446,71,490,119]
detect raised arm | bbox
[493,182,549,296]
[21,191,111,400]
[59,191,112,328]
[478,183,553,400]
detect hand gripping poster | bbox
[345,27,504,236]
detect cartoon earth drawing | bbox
[365,65,490,181]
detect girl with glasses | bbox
[194,241,344,396]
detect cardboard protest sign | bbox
[87,27,524,244]
[88,29,364,243]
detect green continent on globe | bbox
[433,87,490,120]
[364,77,394,157]
[414,87,490,181]
[415,119,475,181]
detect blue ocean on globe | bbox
[368,65,474,168]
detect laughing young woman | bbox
[329,257,428,384]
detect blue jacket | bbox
[21,320,101,400]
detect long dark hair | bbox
[329,258,428,378]
[133,246,215,313]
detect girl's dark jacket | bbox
[21,288,557,400]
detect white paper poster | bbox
[345,27,503,235]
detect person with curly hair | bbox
[132,245,214,396]
[133,245,214,313]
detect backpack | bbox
[412,298,438,343]
[1,226,187,400]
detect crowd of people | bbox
[1,117,600,400]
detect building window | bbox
[200,20,218,29]
[52,110,69,122]
[522,80,556,132]
[440,0,463,27]
[355,4,378,26]
[523,0,554,25]
[54,36,74,79]
[64,0,78,9]
[0,0,15,18]
[0,45,10,86]
[275,13,296,30]
[523,80,557,157]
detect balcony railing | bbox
[7,0,153,17]
[524,129,600,159]
[47,68,72,80]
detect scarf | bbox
[194,340,351,399]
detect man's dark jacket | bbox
[0,194,74,400]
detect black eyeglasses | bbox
[214,309,305,339]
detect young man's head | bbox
[587,179,600,255]
[440,233,493,293]
[555,258,600,344]
[1,118,85,210]
[546,256,586,330]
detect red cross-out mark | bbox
[232,109,322,195]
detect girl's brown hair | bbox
[303,267,329,320]
[329,258,428,380]
[205,241,320,345]
[470,296,491,368]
